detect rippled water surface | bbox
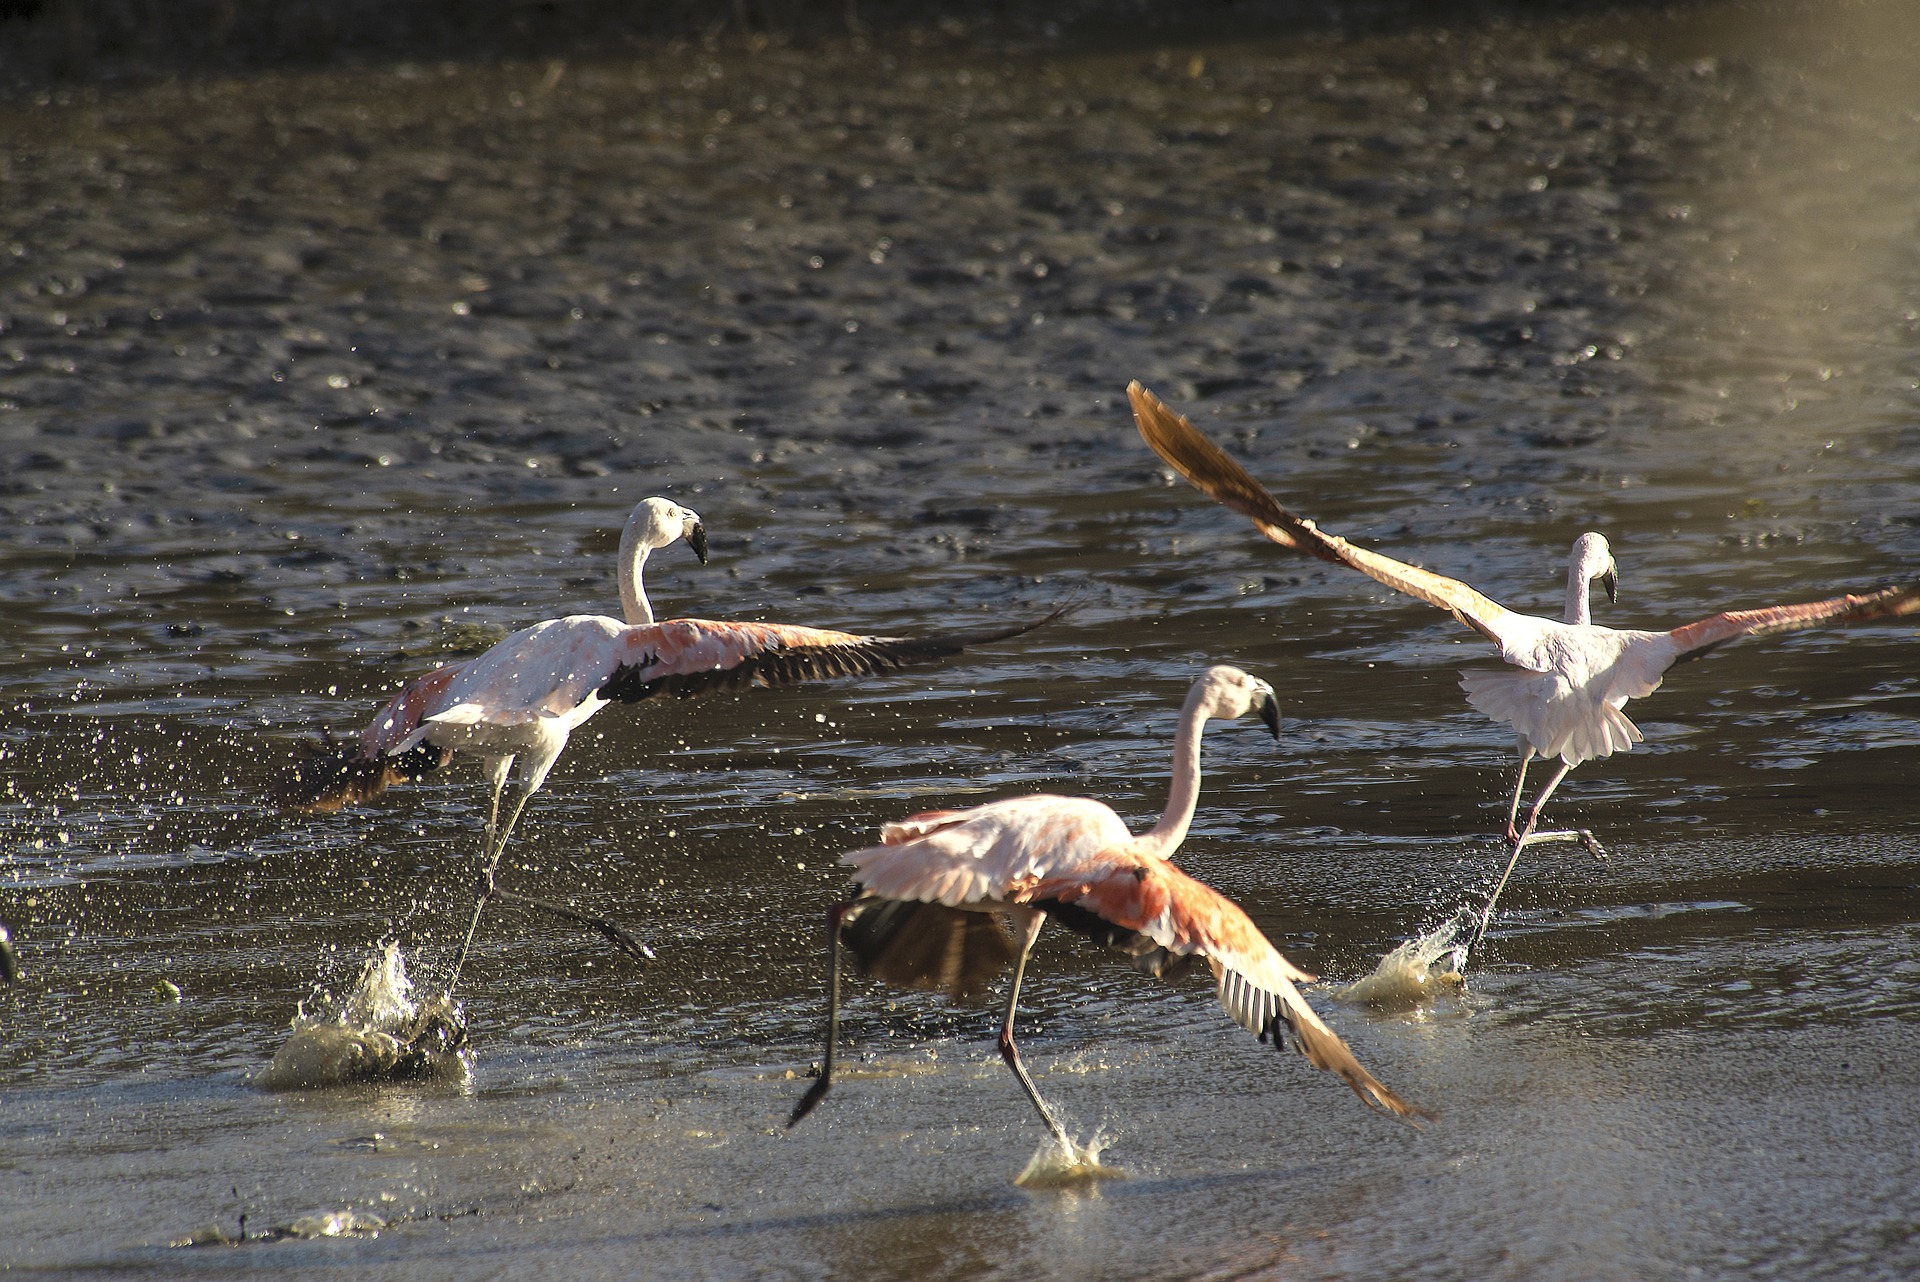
[4,2,1919,1277]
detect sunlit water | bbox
[3,1,1920,1278]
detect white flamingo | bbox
[788,665,1430,1149]
[1129,382,1920,954]
[286,496,1053,991]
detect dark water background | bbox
[3,1,1919,1277]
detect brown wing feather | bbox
[1667,583,1920,659]
[838,899,1016,1001]
[1128,381,1514,646]
[279,740,451,812]
[599,610,1063,703]
[1223,958,1435,1125]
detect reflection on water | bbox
[3,0,1920,1277]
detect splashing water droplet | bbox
[1332,909,1475,1012]
[1013,1131,1125,1188]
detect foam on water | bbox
[1332,910,1475,1012]
[260,944,469,1090]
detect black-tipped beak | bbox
[688,521,709,566]
[1258,690,1281,740]
[1601,568,1618,605]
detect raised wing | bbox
[1666,583,1920,660]
[598,612,1058,703]
[845,795,1134,908]
[1129,380,1515,647]
[1026,857,1432,1124]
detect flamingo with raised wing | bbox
[1129,382,1920,955]
[788,665,1431,1152]
[285,496,1055,992]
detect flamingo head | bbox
[1195,665,1282,739]
[633,497,709,565]
[1571,531,1617,605]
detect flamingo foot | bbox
[788,1070,832,1128]
[491,887,656,961]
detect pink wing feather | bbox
[844,797,1431,1125]
[1666,584,1920,656]
[1026,858,1430,1123]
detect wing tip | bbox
[1265,1010,1436,1130]
[278,741,448,812]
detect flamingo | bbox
[1129,381,1920,954]
[284,496,1054,992]
[788,665,1431,1151]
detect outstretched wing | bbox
[279,664,463,811]
[598,612,1058,703]
[1129,380,1515,647]
[1666,583,1920,661]
[1027,857,1433,1125]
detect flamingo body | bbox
[790,665,1429,1145]
[1458,617,1674,767]
[1128,380,1920,952]
[286,494,1056,992]
[363,615,919,767]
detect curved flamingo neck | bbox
[1563,562,1593,626]
[617,523,656,625]
[1563,539,1611,626]
[1138,685,1212,860]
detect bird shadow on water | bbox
[618,1166,1320,1245]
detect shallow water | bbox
[3,1,1920,1277]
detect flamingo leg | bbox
[488,887,654,962]
[788,899,855,1128]
[1501,747,1605,858]
[445,764,528,996]
[443,744,651,993]
[1502,748,1533,843]
[996,911,1072,1151]
[479,753,513,865]
[1467,759,1584,960]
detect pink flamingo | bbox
[788,665,1431,1149]
[1129,382,1920,954]
[285,496,1051,991]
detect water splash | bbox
[260,944,468,1090]
[1332,909,1475,1012]
[171,1208,389,1247]
[1013,1131,1126,1188]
